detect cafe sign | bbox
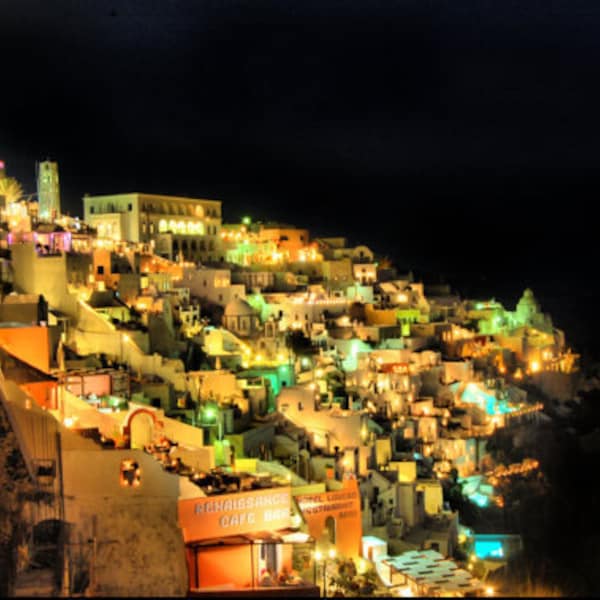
[178,487,292,542]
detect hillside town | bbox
[0,160,584,597]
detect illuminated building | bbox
[36,160,61,222]
[222,298,261,337]
[83,192,222,262]
[257,224,311,262]
[178,265,246,307]
[179,484,319,594]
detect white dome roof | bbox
[224,298,256,317]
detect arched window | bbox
[325,516,336,544]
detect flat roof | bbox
[84,192,221,205]
[382,550,484,594]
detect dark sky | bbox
[1,0,599,322]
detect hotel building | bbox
[83,192,222,263]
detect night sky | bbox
[1,0,599,356]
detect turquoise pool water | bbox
[474,539,505,559]
[452,382,518,416]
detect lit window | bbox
[120,459,141,487]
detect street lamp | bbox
[315,548,336,597]
[201,404,223,441]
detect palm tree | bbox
[0,177,24,205]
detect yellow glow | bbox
[64,417,74,428]
[530,360,540,373]
[328,548,336,559]
[315,368,324,378]
[485,587,494,596]
[122,334,130,342]
[315,550,323,561]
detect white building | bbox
[178,266,245,306]
[83,192,222,262]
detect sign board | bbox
[294,479,362,557]
[179,486,291,543]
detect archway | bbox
[124,408,162,449]
[325,516,336,545]
[129,412,154,449]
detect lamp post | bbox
[315,548,336,597]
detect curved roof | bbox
[223,297,256,317]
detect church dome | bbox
[224,298,256,318]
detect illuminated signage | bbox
[295,488,359,520]
[294,480,362,558]
[178,487,291,542]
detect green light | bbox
[203,406,216,421]
[242,216,251,226]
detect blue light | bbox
[469,492,489,508]
[453,382,519,416]
[474,540,504,560]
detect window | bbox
[298,402,303,411]
[33,459,56,486]
[120,459,141,487]
[97,265,104,275]
[90,206,95,214]
[128,203,133,211]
